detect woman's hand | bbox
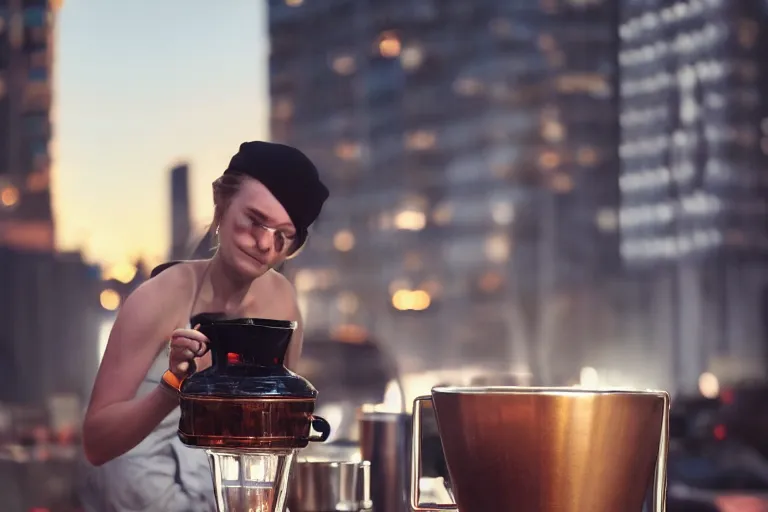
[169,324,209,379]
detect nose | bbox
[255,229,273,253]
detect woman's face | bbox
[217,178,297,280]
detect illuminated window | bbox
[550,173,573,193]
[484,234,511,263]
[391,289,431,312]
[576,147,598,166]
[394,209,426,231]
[378,32,401,58]
[0,185,19,207]
[541,121,564,142]
[595,209,619,232]
[333,230,355,252]
[400,45,424,71]
[538,151,560,170]
[336,292,359,315]
[285,0,303,6]
[556,74,609,95]
[478,271,504,293]
[26,170,49,192]
[431,202,453,225]
[331,54,356,75]
[272,98,293,121]
[294,268,336,292]
[405,130,436,150]
[491,201,515,225]
[453,77,483,96]
[0,220,53,251]
[334,141,361,161]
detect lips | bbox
[239,246,267,266]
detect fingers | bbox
[168,326,209,377]
[172,328,208,344]
[171,327,209,357]
[169,339,202,376]
[170,337,201,357]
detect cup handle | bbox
[652,392,670,512]
[308,415,331,442]
[410,396,458,511]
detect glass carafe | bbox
[208,450,295,512]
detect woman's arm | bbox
[82,264,194,466]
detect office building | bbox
[0,0,61,252]
[269,0,621,376]
[619,0,768,264]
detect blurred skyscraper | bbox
[618,0,768,390]
[0,0,60,252]
[170,162,192,260]
[0,1,106,406]
[619,0,768,264]
[0,248,102,404]
[268,0,621,378]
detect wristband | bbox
[161,369,185,392]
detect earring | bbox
[215,226,220,236]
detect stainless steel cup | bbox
[288,460,371,511]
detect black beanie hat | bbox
[224,141,329,238]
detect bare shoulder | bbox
[120,262,196,324]
[261,269,300,319]
[266,268,296,296]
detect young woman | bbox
[78,141,329,511]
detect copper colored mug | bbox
[410,387,670,512]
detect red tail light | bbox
[714,424,727,441]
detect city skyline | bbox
[52,0,270,266]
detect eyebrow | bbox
[247,207,296,233]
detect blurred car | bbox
[667,438,768,511]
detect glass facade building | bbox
[619,0,768,265]
[269,0,621,373]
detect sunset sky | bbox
[52,0,270,266]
